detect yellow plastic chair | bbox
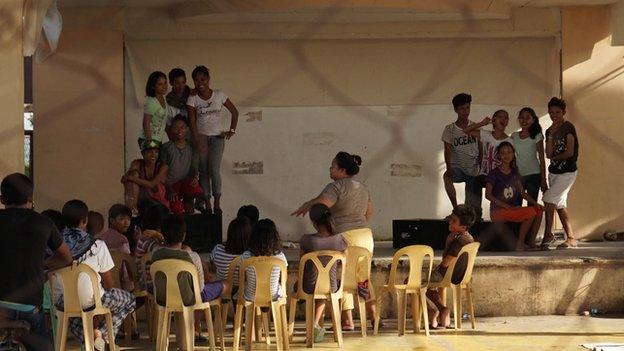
[288,250,345,347]
[110,251,148,342]
[149,258,225,351]
[220,255,242,328]
[341,246,380,337]
[428,242,480,330]
[232,257,289,351]
[138,251,157,340]
[48,262,116,351]
[380,245,434,336]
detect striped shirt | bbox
[208,244,240,283]
[240,251,287,302]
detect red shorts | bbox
[169,178,203,214]
[491,206,542,222]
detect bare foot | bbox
[438,307,451,328]
[429,308,439,329]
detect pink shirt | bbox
[99,228,131,254]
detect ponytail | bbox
[309,203,334,235]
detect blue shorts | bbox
[201,281,224,302]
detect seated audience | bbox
[237,204,260,225]
[87,210,105,237]
[208,216,252,295]
[53,200,135,350]
[122,139,169,214]
[0,173,72,351]
[240,219,288,302]
[426,205,476,329]
[100,204,134,291]
[485,142,543,250]
[298,204,347,342]
[135,204,169,291]
[160,115,203,214]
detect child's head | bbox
[518,107,542,139]
[170,115,189,142]
[547,97,566,124]
[87,211,105,236]
[145,71,168,97]
[168,68,187,93]
[142,203,170,231]
[248,218,282,256]
[1,173,33,208]
[236,205,260,225]
[496,141,516,169]
[225,216,252,255]
[108,204,132,233]
[141,140,161,162]
[309,203,333,235]
[191,65,210,94]
[62,199,89,230]
[448,205,476,233]
[331,152,362,180]
[452,93,472,119]
[162,214,186,246]
[491,109,509,131]
[42,209,66,232]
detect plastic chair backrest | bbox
[239,256,287,306]
[110,251,138,289]
[446,242,480,286]
[149,258,203,309]
[343,246,371,292]
[48,262,104,312]
[296,250,346,295]
[138,251,153,288]
[387,245,434,289]
[223,255,242,300]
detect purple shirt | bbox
[486,167,521,211]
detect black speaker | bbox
[392,219,449,250]
[183,213,222,253]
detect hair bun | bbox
[352,154,362,166]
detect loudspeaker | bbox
[183,213,222,253]
[392,219,449,250]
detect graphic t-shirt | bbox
[485,167,522,211]
[140,96,177,142]
[546,121,579,174]
[441,121,480,176]
[511,132,544,176]
[320,178,370,234]
[479,130,513,176]
[186,90,229,136]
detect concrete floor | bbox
[64,315,624,351]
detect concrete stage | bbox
[201,241,624,318]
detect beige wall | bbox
[0,0,25,177]
[33,9,125,215]
[562,6,624,239]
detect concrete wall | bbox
[0,1,25,177]
[33,8,125,215]
[561,6,624,240]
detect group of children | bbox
[442,93,580,250]
[123,66,239,217]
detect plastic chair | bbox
[149,258,225,351]
[232,257,289,351]
[110,251,147,342]
[42,281,58,346]
[380,245,434,336]
[288,250,345,347]
[48,262,116,351]
[219,255,242,328]
[138,252,156,340]
[428,242,480,330]
[340,246,380,336]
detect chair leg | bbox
[280,304,290,350]
[329,296,343,347]
[124,314,133,343]
[396,290,406,336]
[288,298,297,341]
[419,290,430,337]
[221,302,230,332]
[204,307,217,351]
[270,302,283,351]
[456,285,463,330]
[56,314,69,351]
[254,307,263,343]
[155,309,165,351]
[245,305,255,351]
[105,313,116,351]
[411,293,420,334]
[232,305,244,351]
[466,285,476,329]
[262,310,271,345]
[82,315,94,351]
[213,305,226,351]
[305,298,314,348]
[452,286,459,330]
[357,294,367,337]
[183,308,195,351]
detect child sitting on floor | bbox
[426,205,475,329]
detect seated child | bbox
[53,200,135,350]
[135,204,169,291]
[298,204,347,342]
[122,139,169,213]
[87,211,104,237]
[100,204,133,291]
[239,219,288,302]
[426,205,476,329]
[209,216,252,294]
[236,204,259,226]
[485,142,543,251]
